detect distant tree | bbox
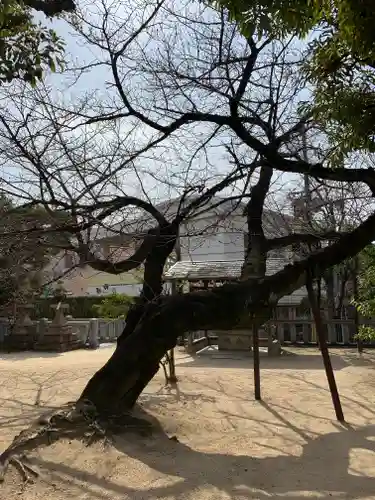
[93,292,134,320]
[352,245,375,341]
[0,0,75,85]
[0,196,69,308]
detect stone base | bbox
[34,331,82,352]
[4,326,37,351]
[34,325,82,352]
[217,330,252,351]
[34,340,82,352]
[4,333,82,352]
[5,334,36,351]
[216,329,282,356]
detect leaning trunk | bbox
[79,222,178,413]
[117,222,178,345]
[80,331,166,413]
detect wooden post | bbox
[168,346,177,383]
[167,231,181,380]
[306,279,345,422]
[252,326,261,400]
[353,257,362,354]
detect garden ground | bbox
[1,346,375,499]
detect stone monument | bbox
[34,301,82,352]
[6,304,37,351]
[217,326,282,356]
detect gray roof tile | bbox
[163,259,307,305]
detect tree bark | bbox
[242,165,272,400]
[79,222,179,414]
[116,221,178,345]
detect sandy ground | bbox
[1,346,375,499]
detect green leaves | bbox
[351,245,375,340]
[354,326,375,342]
[0,0,71,85]
[93,292,134,320]
[212,0,375,163]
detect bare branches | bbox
[109,0,167,132]
[77,227,160,274]
[235,145,375,194]
[229,37,262,118]
[1,0,374,294]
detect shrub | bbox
[93,292,134,319]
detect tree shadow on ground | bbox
[288,374,375,419]
[28,402,375,500]
[0,397,63,430]
[0,369,79,430]
[0,351,63,361]
[177,348,351,371]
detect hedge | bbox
[32,296,106,319]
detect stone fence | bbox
[0,316,126,350]
[185,318,375,351]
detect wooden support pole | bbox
[306,279,345,422]
[353,257,363,354]
[168,347,177,383]
[169,274,180,383]
[253,326,261,400]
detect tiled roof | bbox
[163,259,307,305]
[164,260,241,280]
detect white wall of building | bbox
[179,211,247,262]
[223,232,246,260]
[180,232,227,261]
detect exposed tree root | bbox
[10,456,39,484]
[0,399,155,485]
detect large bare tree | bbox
[0,0,374,440]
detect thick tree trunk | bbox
[242,166,273,400]
[80,349,161,414]
[80,222,178,414]
[117,222,178,345]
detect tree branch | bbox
[266,230,349,251]
[140,210,375,339]
[76,227,160,275]
[23,0,76,16]
[229,122,375,193]
[230,38,260,118]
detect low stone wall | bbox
[0,317,126,350]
